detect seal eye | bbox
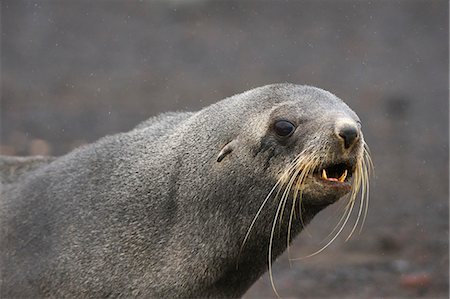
[273,120,296,137]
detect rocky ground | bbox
[1,1,448,298]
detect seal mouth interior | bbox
[316,162,354,183]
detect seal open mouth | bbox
[315,162,354,188]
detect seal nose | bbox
[336,122,359,149]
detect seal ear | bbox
[217,140,238,162]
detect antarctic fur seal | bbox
[0,84,371,298]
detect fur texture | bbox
[0,84,363,298]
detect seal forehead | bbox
[253,84,359,122]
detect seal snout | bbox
[335,119,360,149]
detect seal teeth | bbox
[322,169,328,179]
[338,169,348,182]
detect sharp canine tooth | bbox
[339,170,348,182]
[322,169,328,179]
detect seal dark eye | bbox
[273,120,296,137]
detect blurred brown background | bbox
[1,0,448,298]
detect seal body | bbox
[0,84,367,298]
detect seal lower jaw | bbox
[303,179,351,206]
[315,176,352,192]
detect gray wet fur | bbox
[0,83,363,298]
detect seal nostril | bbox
[338,126,358,149]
